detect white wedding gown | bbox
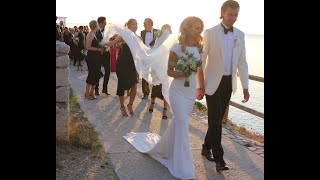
[124,44,200,180]
[102,24,200,179]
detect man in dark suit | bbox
[95,16,111,95]
[140,18,159,99]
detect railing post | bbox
[222,105,229,124]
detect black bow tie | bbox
[221,24,233,34]
[100,29,104,32]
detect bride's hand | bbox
[196,88,204,100]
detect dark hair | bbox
[79,26,84,30]
[97,16,106,24]
[220,0,240,19]
[145,18,153,26]
[74,26,77,29]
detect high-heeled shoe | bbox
[162,108,168,119]
[120,106,128,116]
[149,102,155,113]
[90,94,97,99]
[84,94,95,100]
[127,103,134,115]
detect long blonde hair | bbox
[178,16,204,53]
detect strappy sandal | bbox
[120,106,128,116]
[90,94,97,99]
[85,94,95,100]
[127,103,134,115]
[162,108,168,119]
[149,102,155,113]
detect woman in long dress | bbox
[123,16,205,180]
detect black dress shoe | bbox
[95,91,100,95]
[102,89,110,95]
[215,159,229,171]
[201,148,215,162]
[142,95,148,99]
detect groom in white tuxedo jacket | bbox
[200,0,250,171]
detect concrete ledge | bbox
[56,68,70,87]
[56,105,69,141]
[56,41,70,54]
[56,86,69,103]
[56,55,70,67]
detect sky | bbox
[56,0,264,35]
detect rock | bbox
[254,141,264,147]
[227,134,235,139]
[233,139,242,144]
[255,149,264,154]
[247,147,256,151]
[56,41,70,54]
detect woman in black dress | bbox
[84,20,105,100]
[104,19,139,116]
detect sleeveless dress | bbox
[86,36,103,85]
[123,43,200,180]
[115,43,138,96]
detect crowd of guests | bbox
[56,15,172,119]
[56,18,118,72]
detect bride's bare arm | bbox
[196,67,205,90]
[196,67,205,99]
[167,51,188,78]
[105,36,124,47]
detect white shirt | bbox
[222,24,234,76]
[99,28,104,39]
[145,29,154,48]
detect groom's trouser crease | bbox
[204,75,232,160]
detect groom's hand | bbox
[196,88,205,100]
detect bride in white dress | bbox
[121,17,205,180]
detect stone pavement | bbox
[69,63,264,180]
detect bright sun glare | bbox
[56,0,263,35]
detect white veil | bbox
[102,24,178,106]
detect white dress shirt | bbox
[145,29,154,48]
[222,23,234,76]
[99,28,104,39]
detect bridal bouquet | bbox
[171,52,202,87]
[99,42,110,52]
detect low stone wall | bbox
[56,41,70,141]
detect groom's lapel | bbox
[216,25,225,64]
[231,28,241,66]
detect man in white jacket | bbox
[200,0,250,171]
